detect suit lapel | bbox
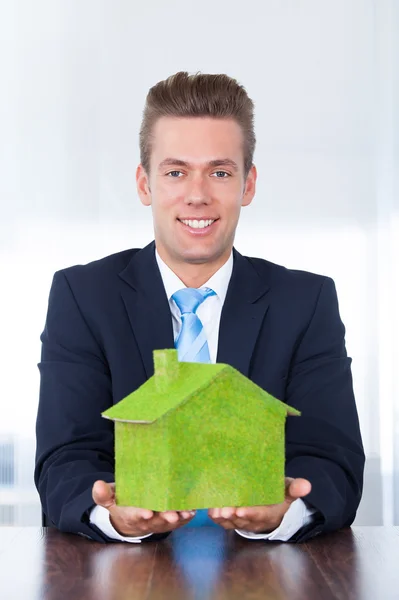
[119,242,271,380]
[119,241,174,379]
[217,249,271,377]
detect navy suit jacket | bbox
[35,241,365,543]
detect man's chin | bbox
[158,239,231,266]
[179,253,214,265]
[172,244,219,265]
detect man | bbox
[35,71,364,544]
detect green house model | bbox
[102,349,300,511]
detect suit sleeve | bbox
[34,271,168,543]
[284,276,365,542]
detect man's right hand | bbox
[92,480,196,537]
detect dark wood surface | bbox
[0,526,398,600]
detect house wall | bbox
[161,377,287,509]
[114,420,171,510]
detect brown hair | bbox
[139,71,256,176]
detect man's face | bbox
[137,116,256,265]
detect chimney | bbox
[153,349,180,391]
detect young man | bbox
[35,72,364,544]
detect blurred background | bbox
[0,0,398,526]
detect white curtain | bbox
[0,0,397,525]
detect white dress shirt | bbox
[90,249,314,542]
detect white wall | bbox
[0,0,397,525]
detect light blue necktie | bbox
[172,286,217,527]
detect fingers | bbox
[179,511,195,519]
[159,510,185,524]
[209,506,253,522]
[92,481,154,519]
[109,504,154,528]
[92,480,116,510]
[110,509,195,537]
[210,504,287,532]
[208,507,265,531]
[285,477,312,501]
[91,481,310,536]
[209,507,236,520]
[208,507,249,530]
[208,477,313,534]
[109,510,158,536]
[92,481,198,536]
[155,511,196,526]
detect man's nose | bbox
[184,177,210,204]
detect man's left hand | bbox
[208,477,311,533]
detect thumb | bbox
[92,480,116,510]
[285,477,312,504]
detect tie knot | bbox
[172,287,215,315]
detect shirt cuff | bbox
[89,505,153,543]
[235,498,316,541]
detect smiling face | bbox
[137,117,256,273]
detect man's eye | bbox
[212,171,229,178]
[167,171,183,177]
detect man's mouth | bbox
[177,218,218,230]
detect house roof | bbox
[102,349,300,424]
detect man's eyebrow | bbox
[208,159,239,171]
[158,158,239,171]
[158,158,189,169]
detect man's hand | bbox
[92,480,196,537]
[208,477,311,533]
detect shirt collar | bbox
[155,249,233,304]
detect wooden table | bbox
[0,526,398,600]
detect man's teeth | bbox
[180,219,215,229]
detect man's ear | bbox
[136,164,152,206]
[242,164,257,207]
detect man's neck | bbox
[156,248,232,288]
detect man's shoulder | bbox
[243,253,329,289]
[58,247,141,281]
[241,254,337,314]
